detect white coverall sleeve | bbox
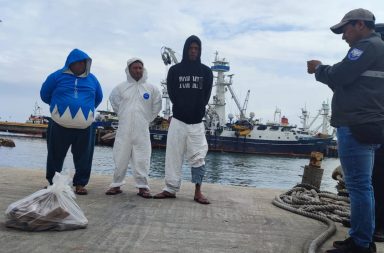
[109,87,121,113]
[151,87,162,121]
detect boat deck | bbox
[0,121,47,136]
[1,168,381,253]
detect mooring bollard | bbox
[301,151,324,189]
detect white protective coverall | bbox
[109,58,162,189]
[164,118,208,194]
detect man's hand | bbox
[307,60,322,74]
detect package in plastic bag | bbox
[5,172,88,231]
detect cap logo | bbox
[143,93,150,100]
[348,48,364,60]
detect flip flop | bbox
[194,196,210,205]
[75,186,88,195]
[153,191,176,199]
[105,187,122,195]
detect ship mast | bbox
[301,101,331,135]
[320,101,330,135]
[273,108,281,124]
[211,52,230,126]
[160,79,171,119]
[33,102,42,116]
[300,106,309,131]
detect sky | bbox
[1,0,383,128]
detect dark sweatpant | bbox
[373,146,384,230]
[46,120,95,186]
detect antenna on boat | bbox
[300,106,309,131]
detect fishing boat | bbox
[0,102,49,137]
[94,109,118,129]
[149,107,336,157]
[96,49,336,157]
[25,102,49,125]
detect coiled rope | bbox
[272,183,350,253]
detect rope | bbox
[272,183,350,253]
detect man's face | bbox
[188,42,200,61]
[129,61,144,81]
[342,21,364,47]
[69,60,86,76]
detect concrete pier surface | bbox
[0,168,382,253]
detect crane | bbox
[241,90,250,119]
[161,47,178,65]
[226,75,242,117]
[160,46,179,119]
[225,75,250,120]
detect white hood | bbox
[125,57,148,84]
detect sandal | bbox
[153,191,176,199]
[194,195,210,205]
[75,186,88,195]
[105,187,122,195]
[137,188,152,199]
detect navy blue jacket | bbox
[316,33,384,127]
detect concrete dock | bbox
[0,168,382,253]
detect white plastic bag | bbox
[5,172,88,231]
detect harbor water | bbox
[0,133,341,192]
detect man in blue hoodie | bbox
[40,48,103,195]
[154,35,213,204]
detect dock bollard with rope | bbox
[302,152,324,189]
[272,152,350,253]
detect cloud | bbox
[0,0,383,126]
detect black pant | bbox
[373,146,384,230]
[46,120,95,186]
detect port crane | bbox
[160,47,179,119]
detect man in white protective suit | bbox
[105,58,162,198]
[153,35,213,204]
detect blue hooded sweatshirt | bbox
[40,49,103,129]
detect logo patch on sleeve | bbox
[348,48,364,61]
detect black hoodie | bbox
[166,35,213,124]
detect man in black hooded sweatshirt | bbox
[154,35,213,204]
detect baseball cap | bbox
[330,8,375,34]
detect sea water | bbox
[0,133,341,192]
